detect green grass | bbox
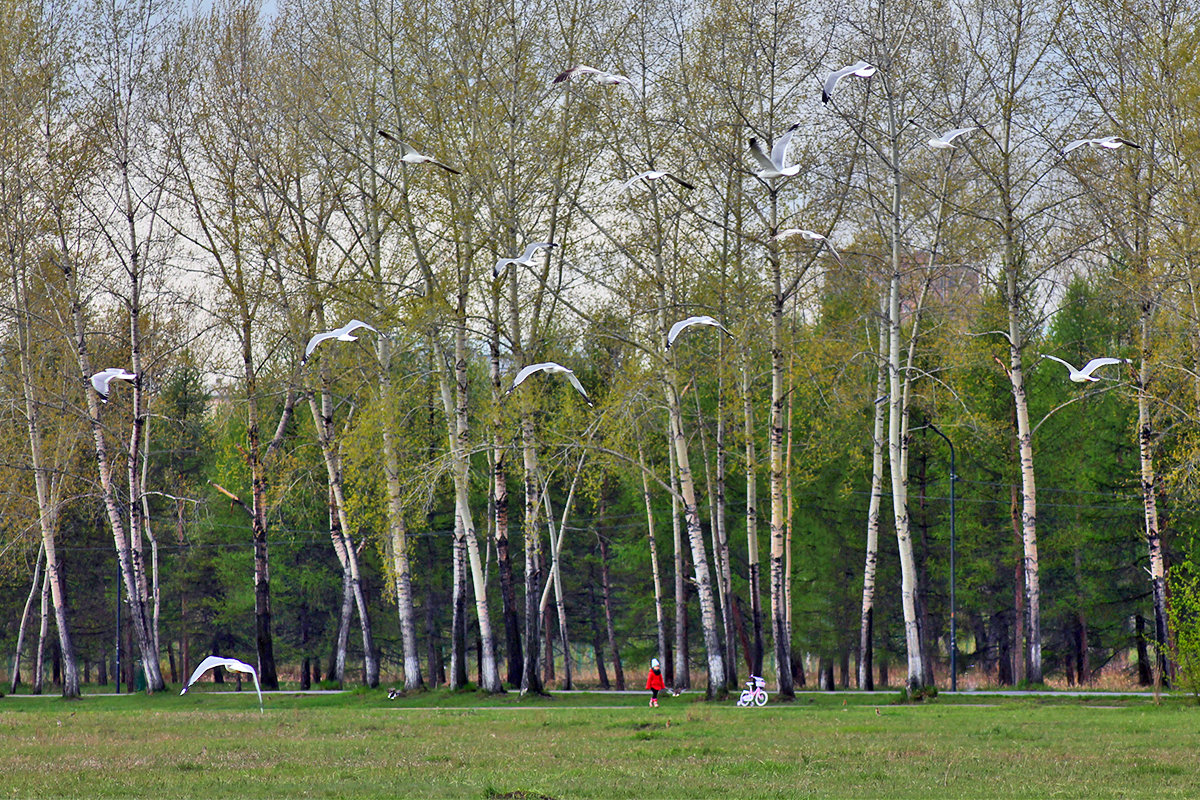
[1,689,1197,798]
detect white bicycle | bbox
[736,675,768,707]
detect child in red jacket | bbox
[646,657,665,707]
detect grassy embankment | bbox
[0,688,1196,798]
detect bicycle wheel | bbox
[753,689,768,706]
[737,692,749,707]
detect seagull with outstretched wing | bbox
[553,64,632,86]
[508,362,592,406]
[927,126,979,149]
[377,129,461,174]
[1040,354,1129,382]
[666,316,734,349]
[1062,135,1140,155]
[749,123,801,180]
[822,61,877,104]
[494,242,557,279]
[621,170,695,192]
[302,319,379,365]
[180,655,263,712]
[90,368,136,403]
[772,228,844,264]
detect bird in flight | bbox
[494,242,557,279]
[772,228,844,264]
[927,126,979,150]
[1061,136,1140,155]
[508,362,592,406]
[749,123,801,180]
[666,316,733,349]
[1040,354,1129,382]
[377,130,461,174]
[553,65,632,86]
[181,655,263,713]
[90,368,136,403]
[621,171,695,192]
[822,61,877,104]
[302,319,379,365]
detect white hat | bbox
[651,658,660,668]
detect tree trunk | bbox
[34,566,50,694]
[450,516,469,689]
[1137,356,1169,682]
[598,530,625,690]
[521,415,545,695]
[883,99,925,692]
[742,361,764,676]
[859,308,887,691]
[766,186,794,699]
[638,444,669,678]
[12,543,44,693]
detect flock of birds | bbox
[87,60,1134,702]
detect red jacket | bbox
[646,667,665,691]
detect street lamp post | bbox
[926,423,957,692]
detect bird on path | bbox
[553,65,632,85]
[666,315,733,349]
[621,170,695,192]
[1040,354,1129,382]
[90,368,136,403]
[772,228,844,264]
[1061,135,1140,155]
[377,130,461,174]
[749,124,801,180]
[822,61,877,104]
[508,362,593,406]
[927,126,979,149]
[302,319,379,365]
[180,655,263,713]
[494,242,557,279]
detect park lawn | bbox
[0,689,1196,798]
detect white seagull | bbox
[90,368,136,403]
[620,171,695,192]
[180,655,263,712]
[377,130,461,174]
[1040,354,1129,382]
[749,123,801,180]
[927,126,979,150]
[494,242,557,279]
[552,65,632,86]
[508,362,593,406]
[772,228,844,264]
[302,319,379,365]
[1062,135,1140,155]
[666,316,733,349]
[822,61,877,104]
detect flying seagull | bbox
[181,655,263,713]
[377,129,461,174]
[822,61,877,104]
[772,228,844,264]
[620,170,695,191]
[1040,354,1129,382]
[494,242,557,279]
[666,315,733,349]
[927,126,979,150]
[552,65,632,86]
[1062,136,1140,155]
[90,368,136,403]
[749,123,801,180]
[508,362,593,406]
[302,319,379,365]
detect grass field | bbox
[0,687,1197,798]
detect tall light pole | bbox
[926,423,957,692]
